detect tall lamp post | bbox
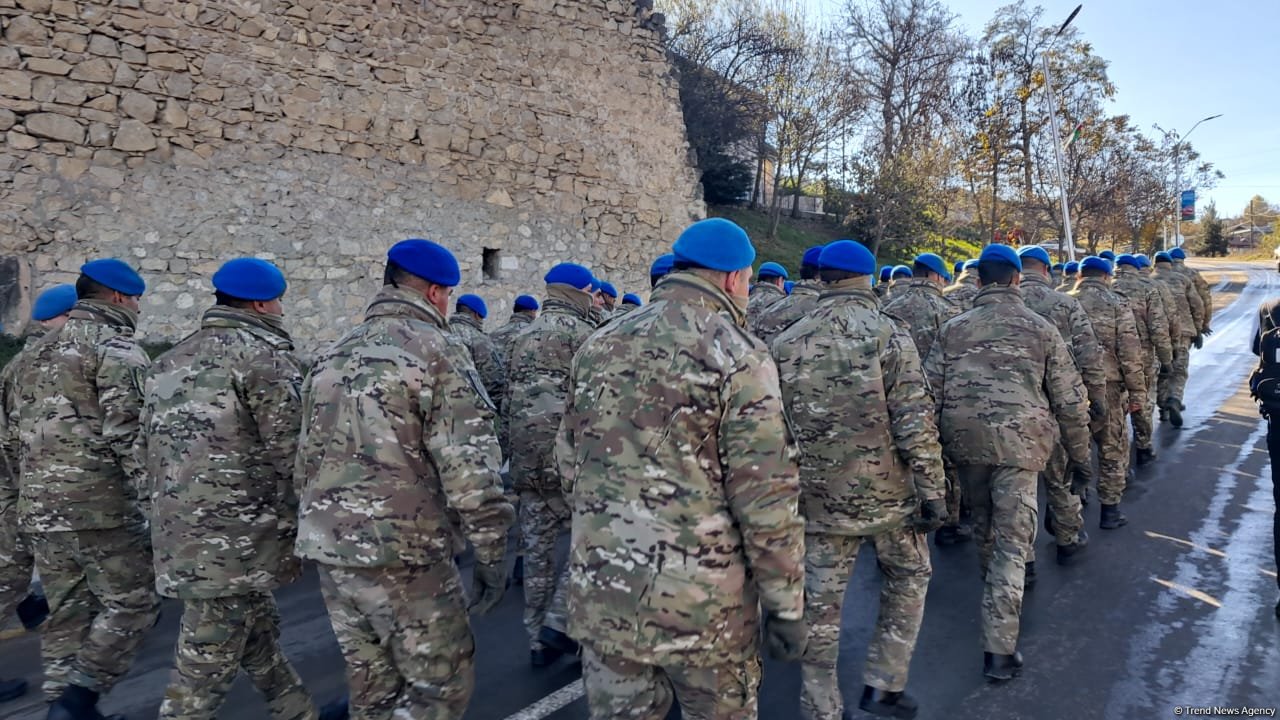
[1163,114,1222,250]
[1040,5,1082,261]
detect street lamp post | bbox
[1040,5,1082,262]
[1167,113,1222,250]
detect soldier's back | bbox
[883,280,955,359]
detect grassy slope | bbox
[707,205,844,275]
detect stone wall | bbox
[0,0,703,346]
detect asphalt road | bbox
[1,262,1276,720]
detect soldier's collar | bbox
[201,306,292,345]
[751,281,785,297]
[450,313,483,331]
[1021,271,1052,286]
[69,299,138,331]
[654,271,747,327]
[973,284,1022,304]
[791,280,821,296]
[819,276,876,304]
[543,285,594,319]
[365,286,447,329]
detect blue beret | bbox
[784,280,795,295]
[31,284,77,321]
[979,244,1022,272]
[590,278,603,293]
[650,253,675,279]
[1170,247,1186,260]
[913,253,951,281]
[81,258,145,296]
[962,259,979,270]
[456,293,488,319]
[819,240,876,275]
[1099,250,1116,261]
[1081,256,1113,275]
[892,265,913,279]
[388,239,460,287]
[879,265,893,281]
[1064,261,1080,273]
[802,246,825,267]
[953,261,964,275]
[622,293,642,306]
[758,262,788,280]
[599,281,618,298]
[212,257,287,301]
[1154,251,1173,264]
[1116,253,1141,270]
[1135,254,1151,268]
[672,218,755,272]
[545,262,594,289]
[514,294,539,312]
[1016,245,1052,267]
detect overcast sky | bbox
[806,0,1278,219]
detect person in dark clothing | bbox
[1250,298,1280,620]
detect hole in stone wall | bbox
[482,248,500,281]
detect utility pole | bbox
[1040,4,1082,262]
[1163,113,1222,250]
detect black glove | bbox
[469,557,507,615]
[1193,335,1203,349]
[1069,462,1093,496]
[913,498,948,534]
[1203,326,1213,336]
[1088,397,1107,422]
[763,613,808,661]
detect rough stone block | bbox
[119,91,157,121]
[112,118,156,151]
[25,112,84,143]
[0,70,32,99]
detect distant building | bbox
[1225,223,1272,250]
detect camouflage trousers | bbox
[31,525,159,699]
[941,461,962,531]
[1040,442,1084,547]
[317,562,475,720]
[1131,357,1159,451]
[800,528,931,720]
[518,488,570,645]
[957,466,1037,655]
[581,645,761,720]
[1158,339,1192,410]
[0,507,34,621]
[160,593,316,720]
[1095,382,1131,506]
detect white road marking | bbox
[501,680,586,720]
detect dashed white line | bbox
[501,680,586,720]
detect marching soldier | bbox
[1113,254,1174,466]
[774,240,944,720]
[1170,248,1213,336]
[1152,252,1205,427]
[557,218,806,718]
[139,258,328,720]
[751,245,824,344]
[598,282,620,320]
[295,239,514,719]
[943,260,980,312]
[6,260,160,719]
[875,266,894,301]
[1057,261,1079,292]
[748,262,789,318]
[449,294,506,415]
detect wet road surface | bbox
[2,262,1276,719]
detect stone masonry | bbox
[0,0,704,347]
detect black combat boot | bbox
[1168,405,1184,428]
[1100,504,1128,529]
[983,651,1024,682]
[16,592,49,630]
[856,685,919,719]
[1044,507,1056,535]
[0,677,28,703]
[538,626,580,657]
[1023,561,1037,590]
[934,525,970,546]
[511,555,524,585]
[318,695,350,720]
[1056,530,1089,565]
[46,684,111,720]
[1136,447,1156,467]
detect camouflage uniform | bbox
[505,286,597,648]
[772,276,943,719]
[4,299,159,699]
[137,306,314,720]
[488,312,534,459]
[747,281,786,320]
[923,286,1091,655]
[1173,259,1213,333]
[448,313,505,413]
[1113,265,1174,453]
[750,279,821,344]
[1153,266,1205,411]
[1056,275,1077,293]
[295,286,513,720]
[557,271,805,719]
[942,272,980,312]
[1069,278,1146,505]
[873,281,892,302]
[1018,270,1106,547]
[0,331,41,623]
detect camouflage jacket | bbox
[747,281,786,319]
[923,286,1091,470]
[1056,277,1078,293]
[294,287,513,568]
[6,300,150,532]
[449,312,505,412]
[140,307,303,599]
[873,282,892,302]
[1154,267,1205,338]
[943,273,980,312]
[489,312,533,368]
[505,287,596,492]
[1113,266,1174,370]
[750,280,821,344]
[773,278,945,537]
[1144,268,1184,340]
[1069,278,1146,396]
[1173,260,1213,332]
[882,278,958,361]
[0,331,44,514]
[1018,271,1108,403]
[557,271,805,666]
